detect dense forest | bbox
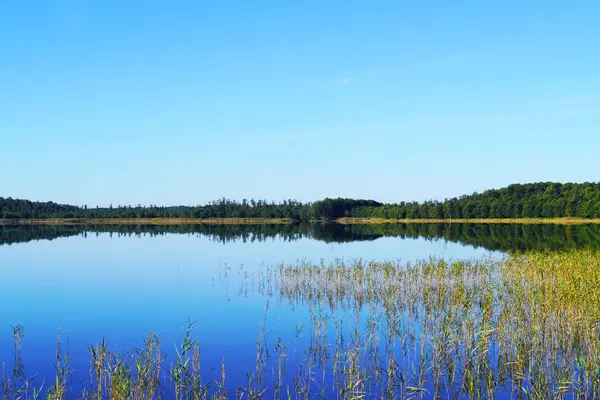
[0,198,312,220]
[349,182,600,219]
[1,182,600,220]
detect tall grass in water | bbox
[259,251,599,399]
[2,250,599,399]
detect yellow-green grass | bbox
[259,250,600,398]
[3,251,599,399]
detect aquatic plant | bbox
[2,251,599,399]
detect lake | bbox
[1,223,599,399]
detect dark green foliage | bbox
[310,198,382,220]
[351,182,600,219]
[1,182,600,221]
[0,197,312,221]
[0,197,83,219]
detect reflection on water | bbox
[0,223,599,398]
[1,222,600,252]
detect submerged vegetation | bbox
[3,251,599,399]
[2,182,600,220]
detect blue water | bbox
[0,230,497,396]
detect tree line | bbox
[349,182,600,219]
[0,198,312,220]
[1,182,600,220]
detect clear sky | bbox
[1,1,599,207]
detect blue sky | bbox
[1,1,599,206]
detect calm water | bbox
[1,223,598,397]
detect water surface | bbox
[1,223,598,397]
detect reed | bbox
[1,251,598,399]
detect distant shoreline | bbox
[337,217,600,225]
[2,217,600,225]
[0,218,293,225]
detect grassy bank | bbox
[0,217,293,226]
[3,250,599,399]
[337,217,600,225]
